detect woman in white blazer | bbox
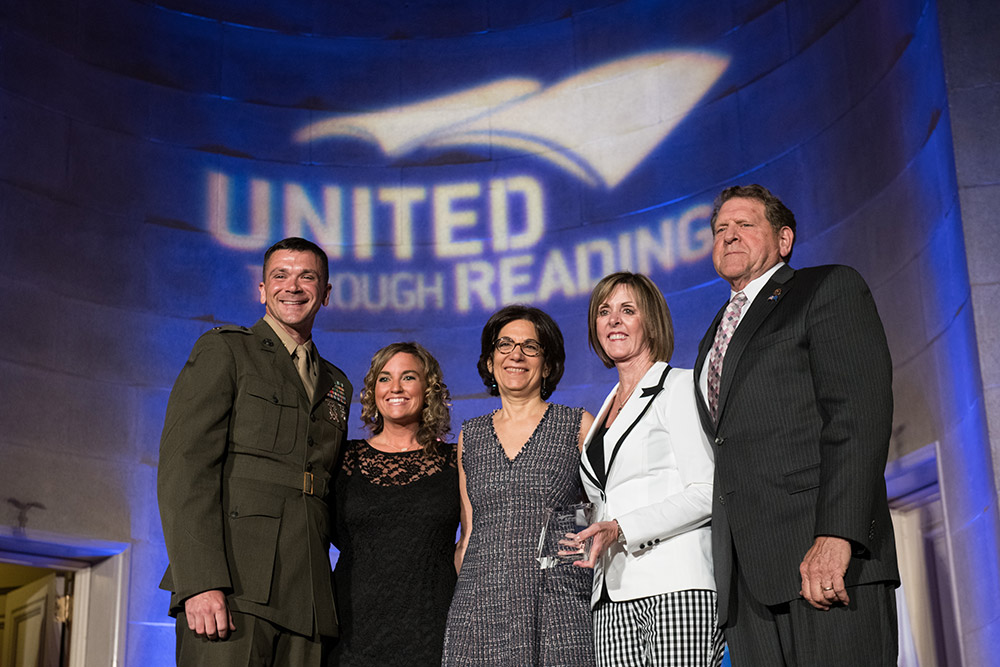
[573,272,724,667]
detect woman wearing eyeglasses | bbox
[441,304,596,666]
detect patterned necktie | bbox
[707,291,748,421]
[292,344,317,402]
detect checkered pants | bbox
[593,589,725,667]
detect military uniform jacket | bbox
[158,319,352,637]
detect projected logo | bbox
[207,50,729,323]
[296,51,728,189]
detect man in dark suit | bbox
[158,237,352,666]
[694,185,899,665]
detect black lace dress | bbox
[330,439,459,666]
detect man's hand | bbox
[184,589,236,639]
[799,536,852,610]
[571,520,621,569]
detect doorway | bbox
[887,442,961,667]
[0,564,69,666]
[0,529,129,667]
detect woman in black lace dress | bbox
[330,342,462,667]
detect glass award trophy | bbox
[536,502,594,569]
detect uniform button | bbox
[654,538,660,544]
[307,436,315,447]
[306,462,313,472]
[714,437,725,446]
[718,495,726,505]
[310,414,317,422]
[229,510,239,518]
[271,395,279,404]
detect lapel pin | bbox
[767,288,782,302]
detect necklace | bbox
[371,438,421,453]
[615,383,639,414]
[385,443,420,452]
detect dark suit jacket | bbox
[694,264,899,624]
[158,319,352,637]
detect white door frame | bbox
[0,528,129,667]
[885,441,959,667]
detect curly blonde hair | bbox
[359,342,452,454]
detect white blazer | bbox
[580,362,716,607]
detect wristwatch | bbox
[615,520,626,545]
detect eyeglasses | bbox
[494,337,543,357]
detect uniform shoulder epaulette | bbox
[210,324,253,334]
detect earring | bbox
[490,375,498,392]
[541,376,547,396]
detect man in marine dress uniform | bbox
[158,237,351,666]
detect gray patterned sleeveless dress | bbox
[441,403,595,666]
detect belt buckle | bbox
[302,471,315,495]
